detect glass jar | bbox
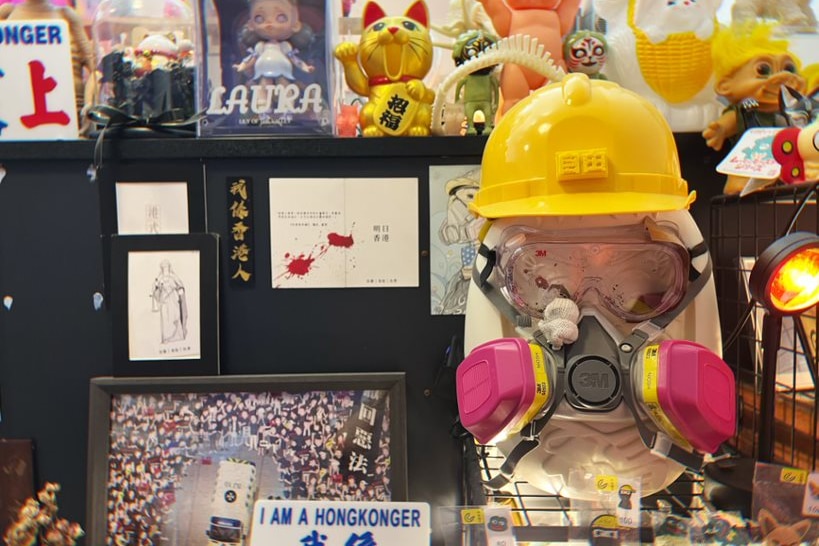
[91,0,197,121]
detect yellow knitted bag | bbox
[627,0,714,104]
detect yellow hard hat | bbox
[471,73,696,219]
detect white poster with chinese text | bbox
[0,20,78,140]
[269,177,419,288]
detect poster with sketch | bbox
[269,178,419,288]
[116,182,190,235]
[741,257,815,391]
[429,165,483,315]
[128,250,201,361]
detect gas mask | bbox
[456,218,736,493]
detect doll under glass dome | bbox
[90,0,198,129]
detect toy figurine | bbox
[334,0,435,137]
[476,0,581,113]
[702,22,806,193]
[757,509,811,546]
[234,0,315,88]
[0,0,93,116]
[430,0,494,43]
[593,0,722,132]
[336,100,361,136]
[452,29,499,135]
[772,118,819,183]
[803,62,819,95]
[780,85,819,127]
[563,29,607,80]
[731,0,817,33]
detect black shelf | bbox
[0,135,489,161]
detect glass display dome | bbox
[91,0,197,121]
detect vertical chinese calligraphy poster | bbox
[428,165,482,315]
[128,250,201,361]
[269,177,419,288]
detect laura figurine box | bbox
[197,0,335,136]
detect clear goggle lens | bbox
[495,225,690,322]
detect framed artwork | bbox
[85,372,407,546]
[110,234,219,377]
[97,161,207,236]
[97,162,207,304]
[428,165,483,316]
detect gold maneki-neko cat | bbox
[334,0,435,136]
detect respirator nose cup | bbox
[456,338,555,445]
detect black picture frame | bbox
[86,372,408,546]
[97,161,207,304]
[111,233,219,377]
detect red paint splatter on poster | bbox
[286,254,315,276]
[275,228,356,286]
[327,232,354,248]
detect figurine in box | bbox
[201,0,332,135]
[234,0,315,87]
[334,0,436,137]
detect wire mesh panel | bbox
[457,438,706,544]
[710,182,819,468]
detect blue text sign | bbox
[249,500,431,546]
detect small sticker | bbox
[483,506,515,546]
[3,295,12,310]
[781,467,808,485]
[0,164,5,184]
[616,478,641,529]
[590,514,620,545]
[596,475,618,493]
[92,292,104,311]
[460,508,485,525]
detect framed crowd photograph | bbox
[85,372,407,546]
[110,234,219,377]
